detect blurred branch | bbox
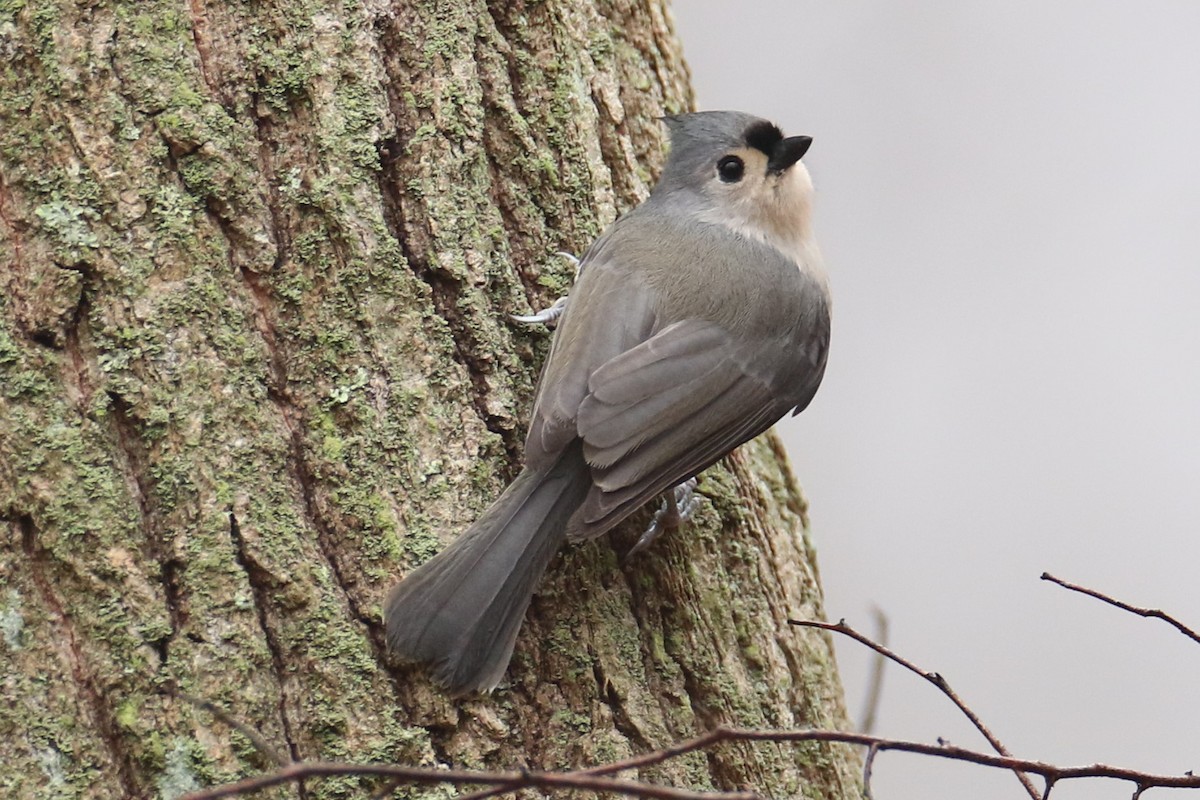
[1041,572,1200,646]
[790,616,1039,800]
[168,687,289,768]
[857,606,889,736]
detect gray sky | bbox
[672,3,1200,798]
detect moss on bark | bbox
[0,1,859,798]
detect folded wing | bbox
[571,318,793,539]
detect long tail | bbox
[384,442,590,695]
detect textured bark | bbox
[0,1,859,798]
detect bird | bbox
[384,110,831,695]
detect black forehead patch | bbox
[743,120,784,157]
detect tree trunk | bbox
[0,1,859,798]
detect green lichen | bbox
[33,198,99,256]
[325,77,385,174]
[154,739,200,800]
[328,365,369,405]
[115,698,139,731]
[34,745,66,788]
[251,39,317,113]
[0,589,24,650]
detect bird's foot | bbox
[510,295,568,325]
[510,252,581,325]
[628,477,700,558]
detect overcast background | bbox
[671,3,1200,798]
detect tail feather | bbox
[384,443,589,694]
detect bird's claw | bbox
[510,294,568,325]
[510,252,582,326]
[628,477,700,558]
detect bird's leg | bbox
[510,252,581,325]
[627,477,700,558]
[510,294,569,325]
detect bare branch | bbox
[183,581,1200,800]
[574,729,726,777]
[790,617,1040,800]
[181,727,1200,800]
[711,728,1198,793]
[1041,573,1200,646]
[180,760,757,800]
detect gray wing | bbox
[524,251,658,469]
[568,317,802,539]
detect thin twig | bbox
[575,729,726,777]
[862,743,880,800]
[790,617,1041,800]
[181,727,1200,800]
[709,728,1197,792]
[170,688,289,767]
[1041,573,1200,646]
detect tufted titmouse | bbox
[385,111,831,695]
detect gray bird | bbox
[384,110,831,695]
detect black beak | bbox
[767,135,812,173]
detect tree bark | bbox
[0,1,859,798]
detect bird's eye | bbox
[717,155,744,183]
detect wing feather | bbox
[569,319,792,539]
[524,259,657,466]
